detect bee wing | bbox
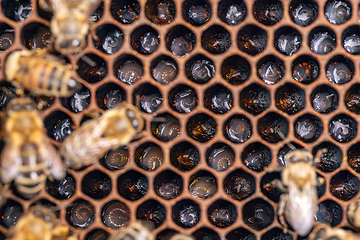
[39,140,66,181]
[0,141,21,183]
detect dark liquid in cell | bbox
[140,94,163,113]
[293,61,319,84]
[329,116,357,143]
[137,200,166,228]
[0,32,14,51]
[310,32,336,55]
[253,0,283,26]
[188,5,211,25]
[136,145,163,171]
[152,116,180,142]
[111,2,139,24]
[171,37,193,57]
[242,143,271,172]
[0,202,23,228]
[242,199,274,230]
[52,118,73,142]
[207,145,234,171]
[152,60,178,84]
[208,201,236,228]
[240,84,271,115]
[290,2,317,26]
[103,148,129,170]
[344,34,360,54]
[2,0,32,21]
[224,117,251,143]
[201,26,231,54]
[187,114,217,142]
[326,62,352,84]
[218,2,247,25]
[117,60,143,85]
[172,88,197,113]
[69,202,95,228]
[69,90,91,113]
[189,176,217,199]
[173,202,200,228]
[104,89,124,109]
[313,92,336,113]
[325,0,351,25]
[146,0,175,24]
[237,26,267,56]
[258,61,284,84]
[190,60,215,83]
[157,182,181,199]
[82,171,112,199]
[170,142,200,171]
[118,171,148,201]
[46,174,76,199]
[276,33,301,56]
[102,202,130,229]
[95,29,123,54]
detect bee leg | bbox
[264,179,287,193]
[89,23,99,41]
[278,194,289,234]
[133,131,147,140]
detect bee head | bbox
[121,103,144,133]
[286,149,313,164]
[7,97,37,114]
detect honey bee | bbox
[8,205,78,240]
[347,198,360,229]
[264,149,326,236]
[5,49,81,97]
[0,97,66,198]
[308,223,357,240]
[38,0,102,54]
[108,221,154,240]
[60,102,144,169]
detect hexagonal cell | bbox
[257,55,285,85]
[1,0,31,21]
[44,111,74,142]
[77,54,107,83]
[187,113,217,143]
[329,114,357,143]
[342,25,360,55]
[0,23,14,51]
[278,142,304,166]
[154,170,183,200]
[145,0,175,25]
[261,172,282,202]
[135,142,163,171]
[96,83,126,110]
[90,3,104,22]
[274,26,302,56]
[182,0,211,26]
[151,55,178,84]
[21,22,51,50]
[309,27,336,55]
[275,83,305,115]
[201,25,231,54]
[166,25,196,57]
[133,83,162,114]
[137,199,166,228]
[156,229,178,240]
[313,142,342,172]
[223,114,252,143]
[185,54,215,84]
[169,84,197,113]
[131,25,159,55]
[294,114,323,143]
[100,147,129,171]
[223,169,255,201]
[151,113,180,142]
[82,170,111,199]
[208,199,237,228]
[172,199,200,228]
[311,84,338,113]
[113,55,143,85]
[85,229,110,240]
[257,112,289,143]
[111,0,140,24]
[330,171,359,201]
[237,25,267,56]
[346,142,360,173]
[292,55,319,84]
[243,198,274,230]
[204,84,232,114]
[117,170,148,201]
[261,228,292,240]
[240,83,271,115]
[206,143,235,171]
[221,55,251,85]
[242,142,271,172]
[345,84,360,113]
[326,55,354,85]
[32,95,54,110]
[316,200,342,227]
[218,0,247,26]
[193,228,221,240]
[170,142,200,171]
[289,0,318,26]
[61,85,90,113]
[253,0,283,26]
[0,199,23,228]
[94,24,123,54]
[325,0,351,25]
[189,170,217,199]
[66,199,95,229]
[226,228,255,240]
[46,173,76,199]
[101,200,130,229]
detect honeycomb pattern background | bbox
[0,0,359,239]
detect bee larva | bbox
[308,223,358,240]
[0,97,66,199]
[8,205,78,240]
[60,102,144,169]
[39,0,102,54]
[264,148,326,236]
[108,221,154,240]
[5,49,81,97]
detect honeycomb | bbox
[0,0,359,239]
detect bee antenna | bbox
[275,128,296,151]
[80,55,97,67]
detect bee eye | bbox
[60,41,68,48]
[126,109,135,118]
[72,39,80,47]
[132,119,139,128]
